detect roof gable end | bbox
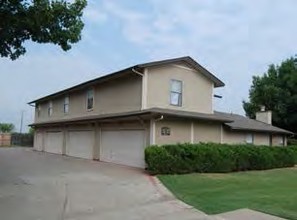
[137,56,225,87]
[29,56,224,104]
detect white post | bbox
[142,68,148,110]
[220,124,224,144]
[150,119,155,145]
[190,122,194,144]
[62,126,67,155]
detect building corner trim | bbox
[141,68,148,110]
[190,122,194,144]
[220,124,224,143]
[150,119,155,145]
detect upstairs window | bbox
[170,80,182,106]
[86,89,94,110]
[245,133,254,144]
[64,96,69,114]
[48,101,53,116]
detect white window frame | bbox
[279,136,285,146]
[170,79,183,106]
[48,101,53,117]
[86,88,94,111]
[64,96,69,114]
[245,133,254,144]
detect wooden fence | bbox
[0,133,34,147]
[0,133,11,147]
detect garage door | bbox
[101,130,145,168]
[66,130,94,159]
[44,131,63,154]
[34,132,43,151]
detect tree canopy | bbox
[0,123,15,133]
[0,0,87,60]
[243,57,297,133]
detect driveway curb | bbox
[148,175,207,211]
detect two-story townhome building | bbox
[29,56,293,168]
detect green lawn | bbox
[158,168,297,220]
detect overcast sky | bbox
[1,0,297,132]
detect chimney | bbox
[256,106,272,124]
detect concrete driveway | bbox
[0,148,208,220]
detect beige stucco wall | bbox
[155,119,191,145]
[35,74,142,123]
[223,129,272,146]
[154,119,279,147]
[194,122,221,143]
[222,129,246,145]
[254,133,270,146]
[146,63,214,113]
[272,135,286,146]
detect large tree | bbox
[0,123,15,133]
[0,0,87,60]
[243,57,297,133]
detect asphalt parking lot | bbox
[0,148,207,220]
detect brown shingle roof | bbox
[30,108,293,135]
[30,108,232,127]
[215,111,293,135]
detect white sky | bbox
[1,0,297,132]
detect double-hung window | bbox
[87,89,94,110]
[48,101,53,116]
[64,96,69,114]
[170,80,182,106]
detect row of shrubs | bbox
[145,143,297,174]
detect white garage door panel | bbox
[101,130,145,168]
[45,131,63,154]
[67,130,94,159]
[35,132,43,151]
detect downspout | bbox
[154,115,164,122]
[132,68,144,76]
[150,115,164,145]
[132,67,148,110]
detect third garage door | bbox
[101,130,145,168]
[66,130,94,159]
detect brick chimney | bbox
[256,106,272,124]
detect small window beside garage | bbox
[170,79,182,106]
[86,89,94,110]
[280,136,285,146]
[64,96,69,114]
[245,133,254,144]
[161,127,171,136]
[48,101,53,116]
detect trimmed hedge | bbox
[145,143,297,174]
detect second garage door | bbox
[101,130,146,168]
[66,130,94,159]
[44,131,63,154]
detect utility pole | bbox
[19,110,24,134]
